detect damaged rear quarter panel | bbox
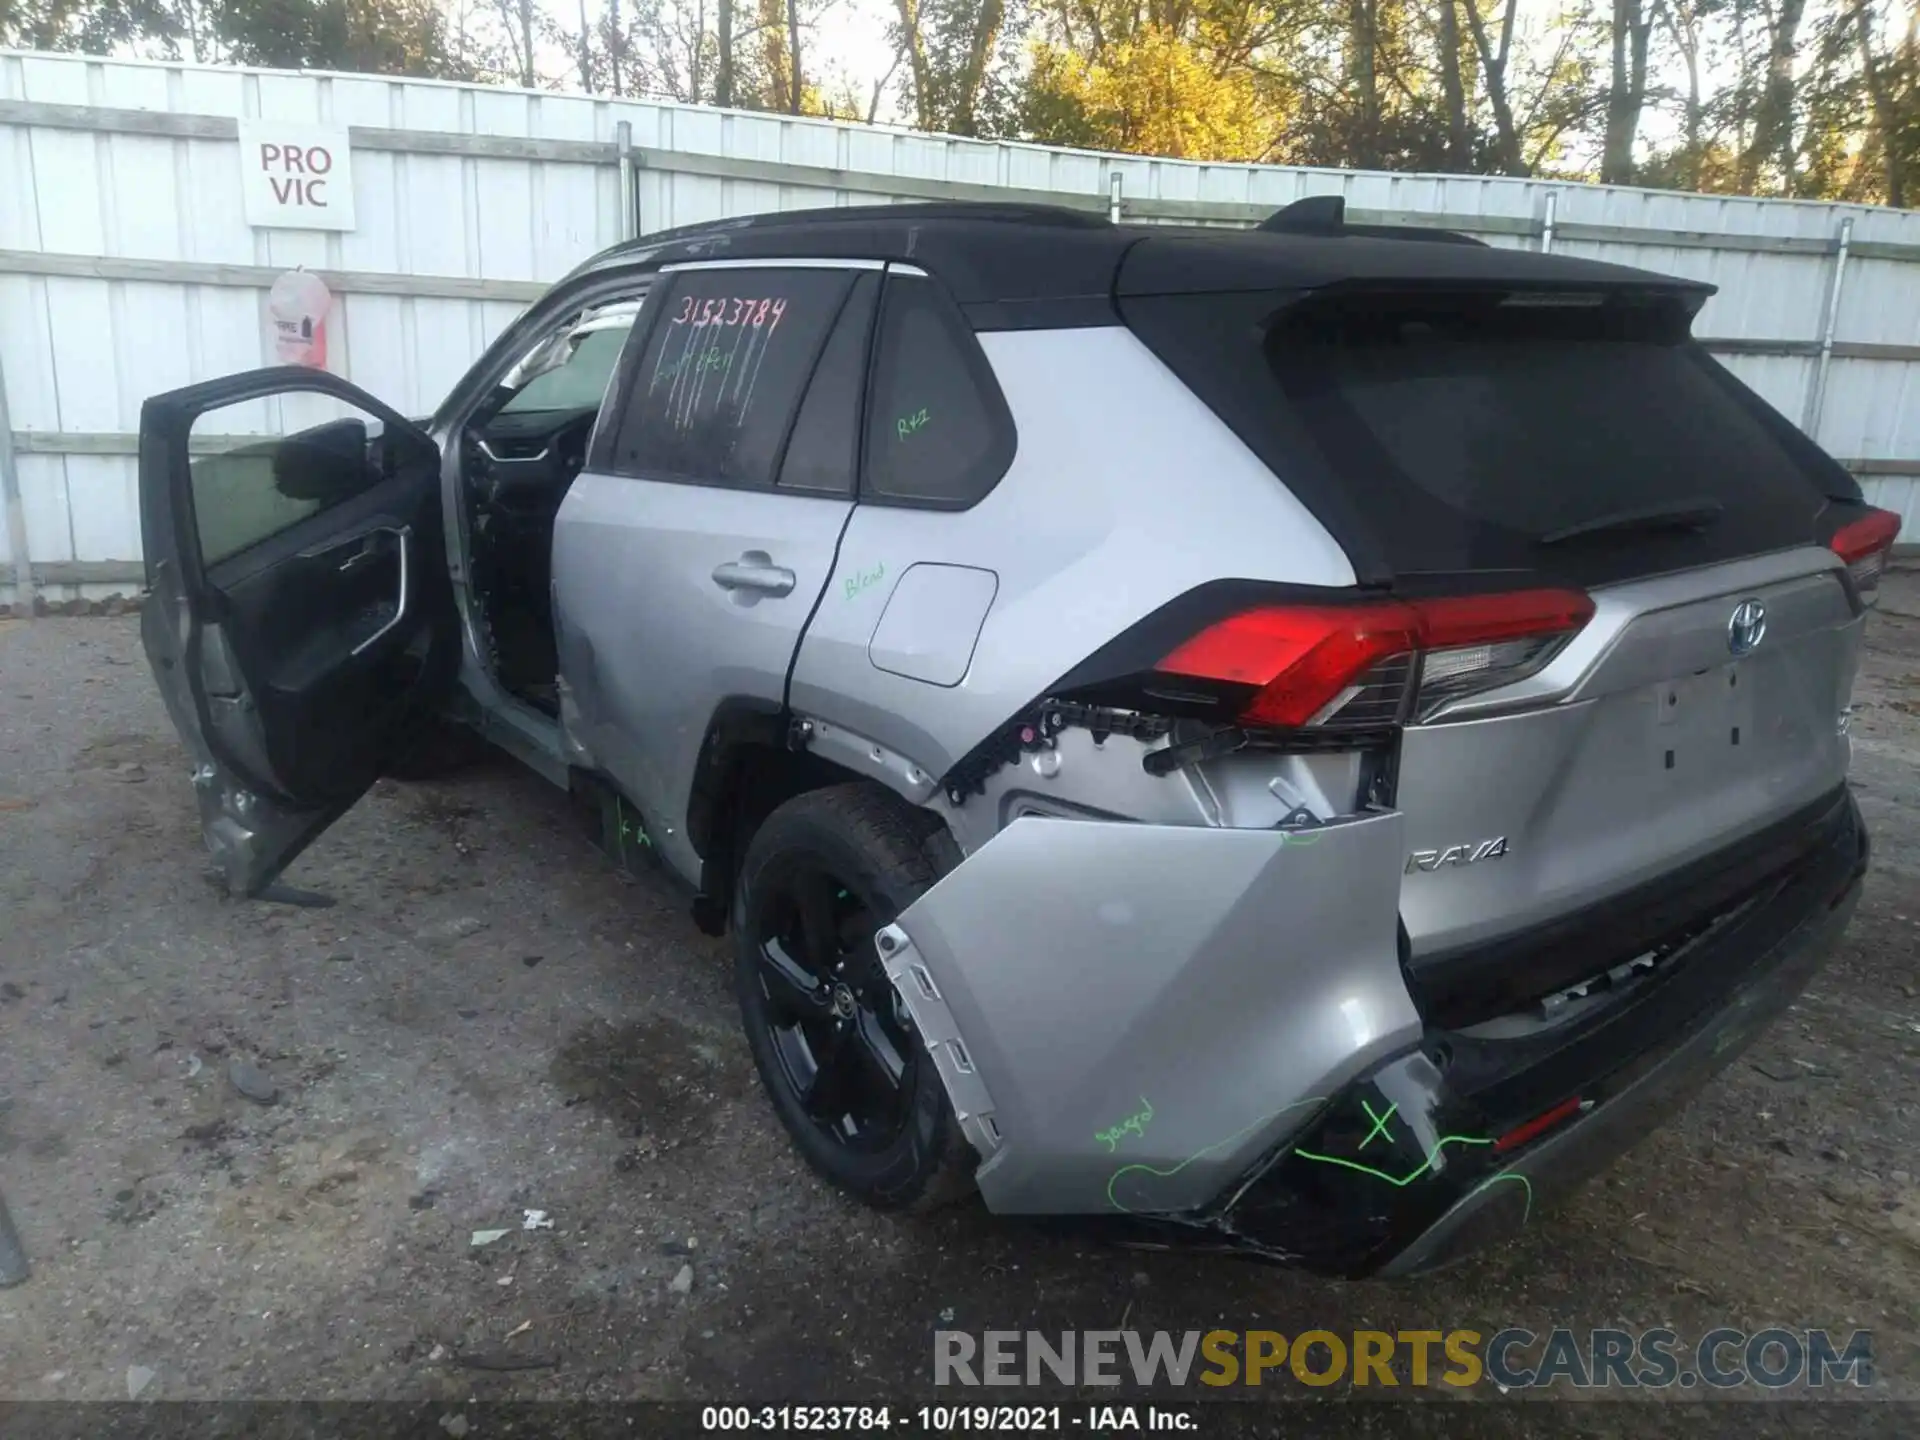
[881,808,1417,1216]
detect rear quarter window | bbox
[862,274,1016,509]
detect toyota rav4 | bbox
[137,199,1893,1276]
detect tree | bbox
[785,0,801,110]
[1654,0,1713,186]
[1432,0,1474,167]
[574,0,594,89]
[8,0,1917,207]
[890,0,1013,135]
[1740,0,1810,189]
[469,0,537,84]
[607,0,623,92]
[1017,0,1315,161]
[1347,0,1381,165]
[1022,20,1285,160]
[212,0,478,77]
[1601,0,1653,180]
[1850,0,1917,204]
[1459,0,1529,171]
[603,0,712,100]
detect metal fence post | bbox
[1109,171,1123,225]
[0,343,33,617]
[1540,191,1558,254]
[1803,216,1855,439]
[616,121,638,242]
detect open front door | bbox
[138,367,460,897]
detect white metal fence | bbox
[4,48,1919,606]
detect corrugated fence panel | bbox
[2,47,1918,603]
[1823,358,1920,462]
[1715,354,1814,420]
[1865,476,1920,536]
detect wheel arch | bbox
[688,700,960,935]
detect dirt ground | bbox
[2,570,1919,1434]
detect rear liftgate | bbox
[874,809,1416,1225]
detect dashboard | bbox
[469,404,600,519]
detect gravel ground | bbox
[2,572,1919,1434]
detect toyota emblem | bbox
[1728,599,1767,656]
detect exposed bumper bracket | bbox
[876,923,1004,1162]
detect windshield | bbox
[501,325,632,415]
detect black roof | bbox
[577,201,1714,327]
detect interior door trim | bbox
[142,366,437,604]
[350,525,412,657]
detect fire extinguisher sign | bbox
[237,121,357,231]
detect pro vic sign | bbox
[237,122,356,231]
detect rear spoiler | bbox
[1117,224,1715,313]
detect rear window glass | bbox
[607,267,852,489]
[1272,298,1835,535]
[1124,288,1852,583]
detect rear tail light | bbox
[1156,588,1594,730]
[1829,507,1901,605]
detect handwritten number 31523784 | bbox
[672,295,788,330]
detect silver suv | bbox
[138,200,1893,1276]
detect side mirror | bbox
[272,418,373,501]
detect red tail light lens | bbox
[1157,589,1594,729]
[1156,604,1420,727]
[1829,507,1901,604]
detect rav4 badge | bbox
[1406,837,1511,874]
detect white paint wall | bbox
[3,48,1918,604]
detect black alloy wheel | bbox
[749,857,916,1151]
[732,784,976,1211]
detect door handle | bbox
[711,554,796,598]
[350,525,412,657]
[336,540,382,574]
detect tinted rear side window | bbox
[863,274,1016,508]
[1125,288,1853,586]
[778,272,879,497]
[607,267,852,489]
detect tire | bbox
[733,782,976,1212]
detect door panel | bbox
[553,265,876,885]
[552,473,852,882]
[139,367,458,896]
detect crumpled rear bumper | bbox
[876,809,1420,1217]
[880,790,1867,1277]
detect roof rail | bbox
[587,200,1110,270]
[1255,195,1485,247]
[666,200,1105,241]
